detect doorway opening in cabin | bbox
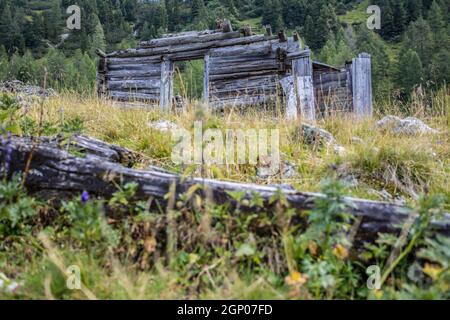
[173,59,204,101]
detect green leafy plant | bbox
[0,175,38,236]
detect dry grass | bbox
[23,91,450,204]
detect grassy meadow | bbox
[0,89,449,299]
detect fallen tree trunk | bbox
[2,135,449,248]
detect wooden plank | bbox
[209,69,278,81]
[211,75,279,91]
[280,76,297,120]
[107,56,162,65]
[159,58,173,111]
[108,35,277,58]
[209,40,273,57]
[209,60,279,76]
[352,53,373,117]
[108,91,159,101]
[107,69,161,78]
[211,94,273,108]
[108,79,161,90]
[139,31,240,48]
[292,54,315,122]
[203,54,210,102]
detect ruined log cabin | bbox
[96,23,373,121]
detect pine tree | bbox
[90,18,107,55]
[391,0,407,37]
[396,49,423,95]
[404,17,434,67]
[0,4,14,55]
[192,0,207,18]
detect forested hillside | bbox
[0,0,448,102]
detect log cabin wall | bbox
[312,62,353,117]
[97,27,372,120]
[97,27,302,111]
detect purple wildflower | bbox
[81,190,89,204]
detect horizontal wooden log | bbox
[95,48,107,58]
[286,50,310,60]
[210,60,280,76]
[314,72,348,84]
[107,56,162,65]
[107,69,161,79]
[108,35,278,58]
[108,91,159,101]
[139,31,241,48]
[211,87,277,98]
[209,41,273,58]
[211,75,279,88]
[210,53,278,64]
[108,79,161,90]
[209,70,278,82]
[2,136,450,251]
[210,94,273,107]
[108,63,161,71]
[111,88,160,95]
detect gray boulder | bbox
[299,123,346,155]
[376,115,438,136]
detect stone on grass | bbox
[376,115,438,136]
[148,120,179,132]
[300,123,346,155]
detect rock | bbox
[351,136,364,144]
[0,80,58,110]
[341,174,359,188]
[256,155,299,180]
[299,123,346,155]
[0,80,57,98]
[148,120,179,132]
[376,115,438,136]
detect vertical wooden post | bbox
[351,53,373,117]
[291,50,315,122]
[160,57,173,112]
[203,53,210,103]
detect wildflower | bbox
[81,190,89,204]
[285,271,308,286]
[373,289,383,300]
[332,244,349,260]
[422,263,443,281]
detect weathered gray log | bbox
[108,79,161,90]
[203,54,210,102]
[159,58,173,111]
[2,135,449,248]
[108,35,278,58]
[292,52,315,122]
[108,63,161,71]
[211,86,277,98]
[139,31,240,48]
[211,75,279,91]
[209,70,277,82]
[352,53,373,117]
[210,94,273,107]
[108,91,159,101]
[209,60,279,76]
[107,56,162,65]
